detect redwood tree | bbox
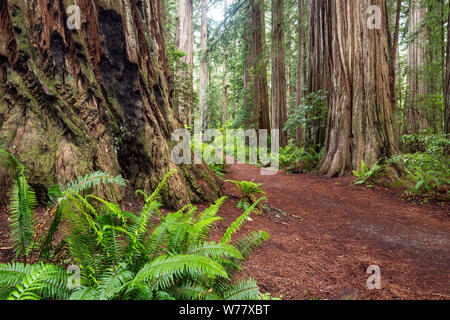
[271,0,287,147]
[175,0,194,126]
[199,0,208,129]
[306,0,332,149]
[315,0,399,177]
[0,0,221,208]
[251,0,271,130]
[446,1,450,134]
[405,0,429,133]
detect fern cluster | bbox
[0,155,269,300]
[225,179,266,213]
[352,159,382,187]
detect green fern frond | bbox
[235,230,270,261]
[58,171,126,204]
[134,254,228,290]
[221,197,266,244]
[69,287,97,300]
[0,262,35,288]
[6,263,67,300]
[147,169,177,203]
[198,196,228,221]
[187,242,243,260]
[9,169,37,260]
[222,278,260,300]
[171,282,222,300]
[96,266,134,300]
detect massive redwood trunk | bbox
[0,0,221,208]
[316,0,399,177]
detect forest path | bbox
[212,163,450,300]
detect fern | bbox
[222,197,266,244]
[58,171,126,205]
[222,278,260,300]
[5,263,68,300]
[134,254,228,290]
[9,166,37,261]
[0,167,269,300]
[353,159,381,186]
[171,282,221,300]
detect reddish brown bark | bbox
[0,0,221,208]
[271,0,287,147]
[315,0,399,177]
[251,0,270,130]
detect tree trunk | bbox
[222,0,228,127]
[176,0,194,126]
[445,1,450,134]
[306,0,331,150]
[251,0,271,130]
[316,0,399,177]
[199,0,208,130]
[405,0,428,134]
[385,0,402,119]
[243,12,253,128]
[271,0,287,147]
[296,0,304,145]
[0,0,221,208]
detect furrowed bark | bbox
[0,0,222,208]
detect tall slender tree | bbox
[251,0,271,130]
[405,0,429,133]
[176,0,194,126]
[271,0,287,147]
[385,0,403,116]
[222,0,228,127]
[445,0,450,134]
[296,0,304,144]
[199,0,208,130]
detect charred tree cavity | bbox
[0,0,222,208]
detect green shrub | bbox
[284,90,328,137]
[225,179,266,212]
[389,133,449,197]
[352,159,382,186]
[278,142,322,173]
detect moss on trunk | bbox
[0,0,222,208]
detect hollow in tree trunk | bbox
[0,0,221,208]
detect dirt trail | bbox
[0,163,448,300]
[213,163,449,300]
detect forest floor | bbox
[0,163,449,300]
[209,163,450,300]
